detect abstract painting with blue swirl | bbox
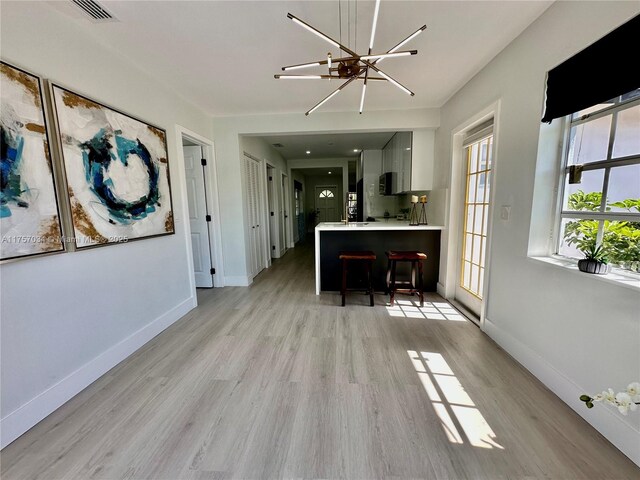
[52,85,174,248]
[1,62,64,260]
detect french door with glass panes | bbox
[456,132,493,318]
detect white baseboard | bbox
[0,296,197,449]
[483,317,640,466]
[224,275,251,286]
[436,282,446,298]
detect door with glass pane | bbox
[315,186,338,223]
[456,134,493,317]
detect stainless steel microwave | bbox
[379,172,396,196]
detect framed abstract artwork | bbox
[1,62,64,261]
[51,84,175,249]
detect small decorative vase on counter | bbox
[577,259,609,275]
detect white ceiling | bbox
[51,0,552,117]
[260,131,395,159]
[292,167,346,178]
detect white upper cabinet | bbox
[381,130,435,193]
[409,129,435,192]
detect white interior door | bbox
[184,145,213,288]
[282,174,291,249]
[455,133,494,317]
[315,186,338,223]
[278,175,286,256]
[267,166,277,258]
[254,160,265,271]
[244,155,266,277]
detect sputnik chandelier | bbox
[274,0,426,115]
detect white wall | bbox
[0,2,213,447]
[435,1,640,463]
[241,136,287,173]
[212,108,440,281]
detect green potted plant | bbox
[577,243,609,275]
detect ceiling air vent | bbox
[71,0,116,21]
[272,143,284,148]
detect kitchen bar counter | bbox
[315,221,445,232]
[314,222,444,294]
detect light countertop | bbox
[315,222,444,231]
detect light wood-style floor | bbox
[2,240,638,480]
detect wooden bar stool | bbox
[339,251,376,307]
[385,251,427,307]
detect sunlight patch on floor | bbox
[386,300,466,321]
[408,350,504,450]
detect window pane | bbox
[483,171,492,205]
[462,261,471,289]
[477,172,488,203]
[558,217,600,260]
[559,217,640,273]
[572,99,616,119]
[620,89,640,103]
[465,207,474,235]
[602,220,640,273]
[568,115,612,165]
[472,235,481,265]
[563,169,605,211]
[467,174,478,203]
[465,233,472,260]
[479,140,489,172]
[612,105,640,158]
[473,205,484,234]
[469,144,480,174]
[607,164,640,212]
[470,264,479,291]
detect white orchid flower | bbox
[602,388,616,404]
[626,382,640,403]
[616,392,633,415]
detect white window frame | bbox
[554,94,640,275]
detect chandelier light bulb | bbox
[361,51,416,61]
[359,84,367,114]
[283,62,321,71]
[275,75,323,79]
[369,0,381,51]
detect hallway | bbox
[2,243,638,479]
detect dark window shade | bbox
[541,14,640,123]
[294,180,303,191]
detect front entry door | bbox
[315,186,338,223]
[184,145,214,288]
